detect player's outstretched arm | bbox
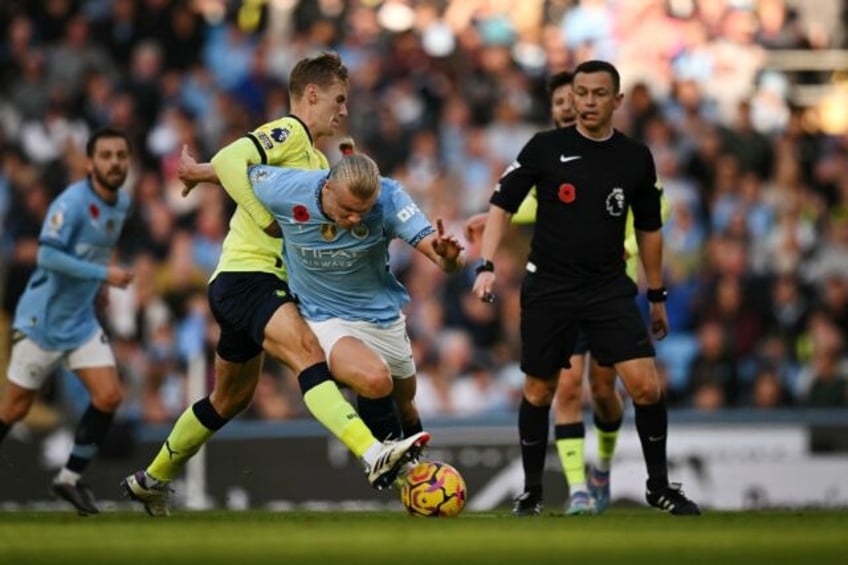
[416,218,466,273]
[210,138,281,237]
[37,245,133,287]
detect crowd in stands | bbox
[1,0,847,429]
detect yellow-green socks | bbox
[299,364,377,459]
[554,422,586,494]
[147,397,226,482]
[595,414,623,472]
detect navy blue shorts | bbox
[208,272,295,363]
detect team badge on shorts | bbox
[321,223,338,241]
[606,187,625,217]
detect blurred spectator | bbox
[19,98,89,166]
[750,365,794,409]
[797,313,848,406]
[450,351,512,417]
[46,15,116,100]
[687,319,739,407]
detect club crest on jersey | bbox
[606,187,625,217]
[49,211,64,229]
[271,127,290,143]
[351,224,369,240]
[105,219,116,233]
[321,223,338,241]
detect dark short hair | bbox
[573,60,621,94]
[86,127,131,157]
[546,71,574,96]
[289,52,349,99]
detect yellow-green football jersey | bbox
[212,116,329,281]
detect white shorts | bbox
[307,316,416,379]
[7,327,116,390]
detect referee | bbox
[473,60,700,515]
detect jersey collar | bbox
[575,124,615,142]
[289,114,314,146]
[315,173,332,221]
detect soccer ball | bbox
[400,460,467,517]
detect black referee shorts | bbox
[208,272,296,363]
[572,330,590,356]
[520,275,654,379]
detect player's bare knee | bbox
[628,378,661,405]
[524,379,556,406]
[590,380,616,402]
[91,387,123,412]
[359,369,393,398]
[264,326,324,373]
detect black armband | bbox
[647,287,668,303]
[475,259,495,275]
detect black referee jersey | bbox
[490,125,663,288]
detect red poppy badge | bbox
[558,183,576,204]
[293,205,310,222]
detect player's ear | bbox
[613,92,624,109]
[305,83,319,104]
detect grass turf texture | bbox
[1,509,846,565]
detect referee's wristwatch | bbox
[475,259,495,275]
[647,286,668,303]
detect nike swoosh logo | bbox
[520,439,544,447]
[560,155,582,163]
[648,435,666,442]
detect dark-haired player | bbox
[0,128,134,515]
[473,60,700,516]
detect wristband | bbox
[647,287,668,303]
[475,259,495,275]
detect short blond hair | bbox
[328,153,380,200]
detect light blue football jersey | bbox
[250,166,435,326]
[13,179,131,350]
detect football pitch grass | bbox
[1,509,846,565]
